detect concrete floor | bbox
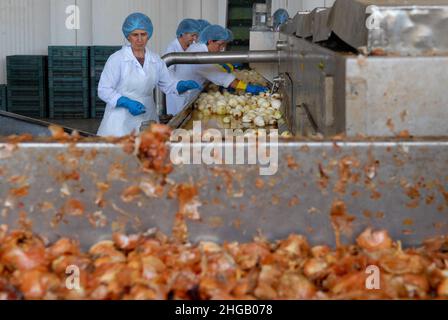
[42,118,101,134]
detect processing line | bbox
[0,0,447,250]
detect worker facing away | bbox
[165,19,201,116]
[273,8,290,31]
[97,13,201,137]
[172,25,268,115]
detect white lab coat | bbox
[164,38,184,74]
[164,38,188,116]
[97,45,179,137]
[171,43,236,116]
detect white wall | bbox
[272,0,336,15]
[0,0,227,83]
[0,0,334,84]
[0,0,51,83]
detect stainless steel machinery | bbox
[0,0,447,250]
[275,0,448,137]
[0,111,94,137]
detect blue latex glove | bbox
[233,63,244,69]
[116,96,146,116]
[246,84,268,95]
[177,80,201,94]
[220,63,234,73]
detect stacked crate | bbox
[0,85,6,111]
[48,46,90,119]
[90,46,121,118]
[6,56,48,117]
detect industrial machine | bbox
[0,111,94,137]
[262,0,448,137]
[1,0,447,252]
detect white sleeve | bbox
[156,57,180,95]
[196,65,236,88]
[164,44,174,72]
[98,55,122,108]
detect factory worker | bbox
[164,19,201,116]
[173,25,268,113]
[196,19,211,33]
[164,19,201,67]
[273,8,289,31]
[97,13,201,137]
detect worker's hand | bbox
[246,84,268,95]
[177,80,201,94]
[235,81,268,95]
[117,96,146,116]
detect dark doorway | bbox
[227,0,266,51]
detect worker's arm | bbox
[196,64,236,88]
[229,79,268,95]
[98,55,123,108]
[155,55,182,95]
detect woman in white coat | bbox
[172,25,269,114]
[164,19,201,116]
[97,13,200,137]
[165,19,201,71]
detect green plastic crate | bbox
[89,46,121,77]
[48,77,89,115]
[48,63,89,78]
[7,86,46,98]
[7,78,45,87]
[48,55,89,79]
[7,96,47,118]
[7,56,47,79]
[7,69,46,80]
[48,46,89,58]
[49,77,89,89]
[0,85,6,111]
[6,55,47,68]
[49,98,90,119]
[90,87,107,119]
[6,56,48,118]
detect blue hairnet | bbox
[176,19,201,37]
[273,9,289,28]
[122,13,154,39]
[226,29,234,42]
[197,19,211,32]
[199,25,230,44]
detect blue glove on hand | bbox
[117,96,146,116]
[246,84,268,95]
[177,80,201,94]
